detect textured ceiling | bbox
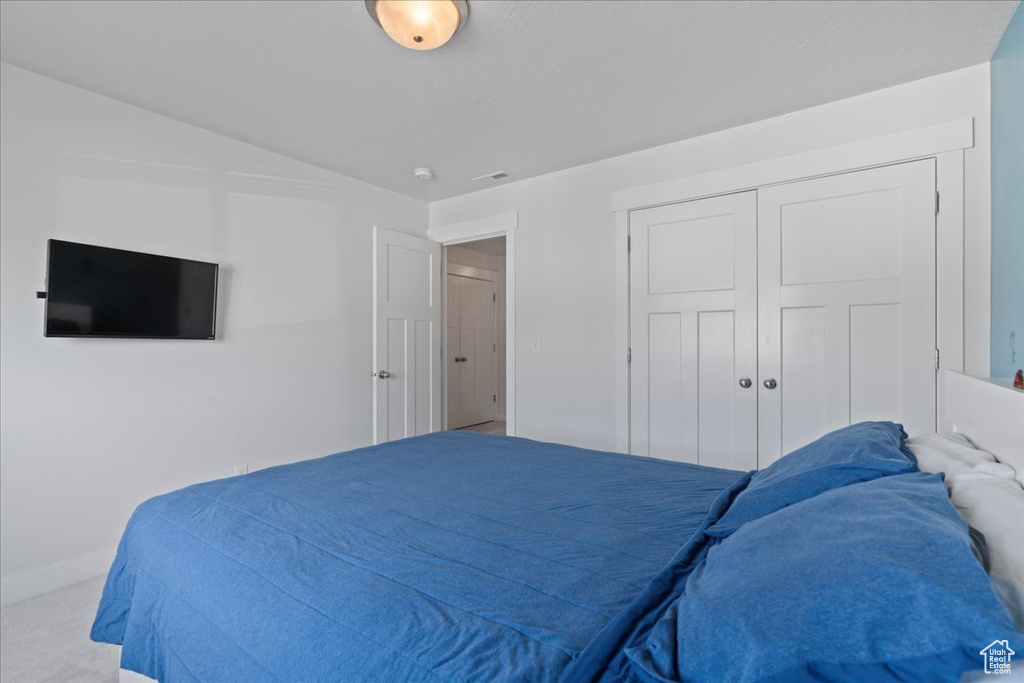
[0,0,1017,201]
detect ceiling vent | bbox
[473,171,513,184]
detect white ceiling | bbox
[0,1,1017,201]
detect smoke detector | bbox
[413,167,436,181]
[473,171,513,184]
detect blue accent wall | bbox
[991,5,1024,378]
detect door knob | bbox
[738,377,752,389]
[377,370,391,379]
[763,378,777,390]
[459,356,467,362]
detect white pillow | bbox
[907,433,1024,630]
[907,431,1018,480]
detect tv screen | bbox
[44,240,218,339]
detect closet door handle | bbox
[738,378,752,389]
[377,370,391,379]
[763,378,777,390]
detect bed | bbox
[96,372,1024,682]
[94,433,746,682]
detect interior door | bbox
[757,159,936,466]
[630,191,758,469]
[373,227,442,444]
[447,273,497,429]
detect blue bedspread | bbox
[92,431,743,682]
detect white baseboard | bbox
[0,546,115,606]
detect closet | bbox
[629,159,937,469]
[446,273,498,429]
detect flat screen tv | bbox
[44,240,218,339]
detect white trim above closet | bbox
[611,118,972,211]
[612,119,974,456]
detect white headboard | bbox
[940,370,1024,484]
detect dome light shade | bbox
[366,0,468,51]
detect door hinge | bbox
[493,394,497,403]
[627,347,632,364]
[627,235,631,252]
[493,343,496,351]
[935,348,940,371]
[493,293,496,302]
[935,191,940,215]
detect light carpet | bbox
[1,576,118,683]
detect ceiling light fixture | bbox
[365,0,469,51]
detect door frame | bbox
[428,212,518,436]
[612,118,975,454]
[445,265,501,429]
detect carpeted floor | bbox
[0,576,118,683]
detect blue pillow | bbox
[707,421,916,537]
[626,472,1023,682]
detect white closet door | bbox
[757,159,936,466]
[630,191,757,469]
[459,276,497,426]
[373,227,441,444]
[447,274,497,429]
[446,273,463,428]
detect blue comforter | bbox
[92,431,743,682]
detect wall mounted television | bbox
[44,240,219,339]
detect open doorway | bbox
[444,236,507,436]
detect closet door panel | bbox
[648,215,735,293]
[647,312,696,462]
[699,310,749,470]
[630,191,757,469]
[458,324,479,421]
[780,306,829,455]
[849,303,902,422]
[758,159,936,466]
[779,189,903,285]
[446,274,462,428]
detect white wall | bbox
[430,64,992,453]
[0,64,427,604]
[446,244,504,273]
[446,242,507,419]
